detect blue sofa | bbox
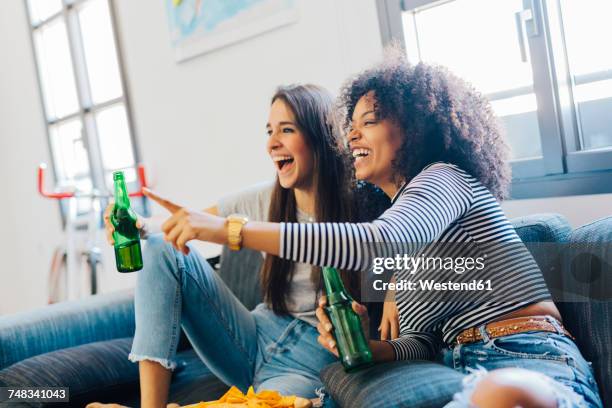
[1,214,610,407]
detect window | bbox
[26,0,142,214]
[376,0,612,198]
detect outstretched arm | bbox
[142,163,473,266]
[142,188,282,256]
[203,205,218,215]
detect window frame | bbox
[24,0,145,220]
[376,0,612,199]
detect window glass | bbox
[74,177,93,214]
[96,104,135,181]
[559,0,612,151]
[402,0,542,160]
[28,0,141,215]
[27,0,62,24]
[49,119,90,183]
[78,0,123,104]
[33,18,80,120]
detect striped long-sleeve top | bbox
[279,162,551,360]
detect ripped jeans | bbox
[128,234,336,400]
[442,325,603,407]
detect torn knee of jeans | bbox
[128,353,177,370]
[447,368,588,408]
[445,367,489,407]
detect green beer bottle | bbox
[322,267,373,372]
[110,171,143,272]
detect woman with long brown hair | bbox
[95,84,393,408]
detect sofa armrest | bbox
[0,337,139,407]
[0,289,134,370]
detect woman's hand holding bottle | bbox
[316,296,397,363]
[103,202,145,245]
[315,295,370,357]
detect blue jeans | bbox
[128,234,336,399]
[442,323,603,407]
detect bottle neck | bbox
[114,178,130,208]
[322,267,350,305]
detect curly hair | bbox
[337,49,511,200]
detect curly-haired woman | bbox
[141,54,602,407]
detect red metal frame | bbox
[38,163,148,199]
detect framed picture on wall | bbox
[166,0,298,62]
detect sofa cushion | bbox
[0,337,137,407]
[510,213,572,244]
[0,337,227,407]
[509,213,572,300]
[0,290,135,370]
[217,246,263,311]
[562,216,612,407]
[320,361,464,408]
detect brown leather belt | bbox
[455,315,574,345]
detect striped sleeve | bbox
[279,163,474,270]
[385,330,440,360]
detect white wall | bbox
[0,0,384,314]
[0,0,610,314]
[0,3,64,314]
[112,0,382,209]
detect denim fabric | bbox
[562,216,612,407]
[320,360,464,407]
[442,328,603,407]
[165,349,229,407]
[0,290,135,370]
[130,234,336,399]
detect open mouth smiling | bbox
[351,148,371,164]
[273,155,295,171]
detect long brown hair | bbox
[261,84,358,315]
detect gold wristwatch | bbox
[226,214,249,251]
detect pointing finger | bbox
[142,188,182,214]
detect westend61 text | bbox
[373,279,493,292]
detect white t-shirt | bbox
[217,181,319,326]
